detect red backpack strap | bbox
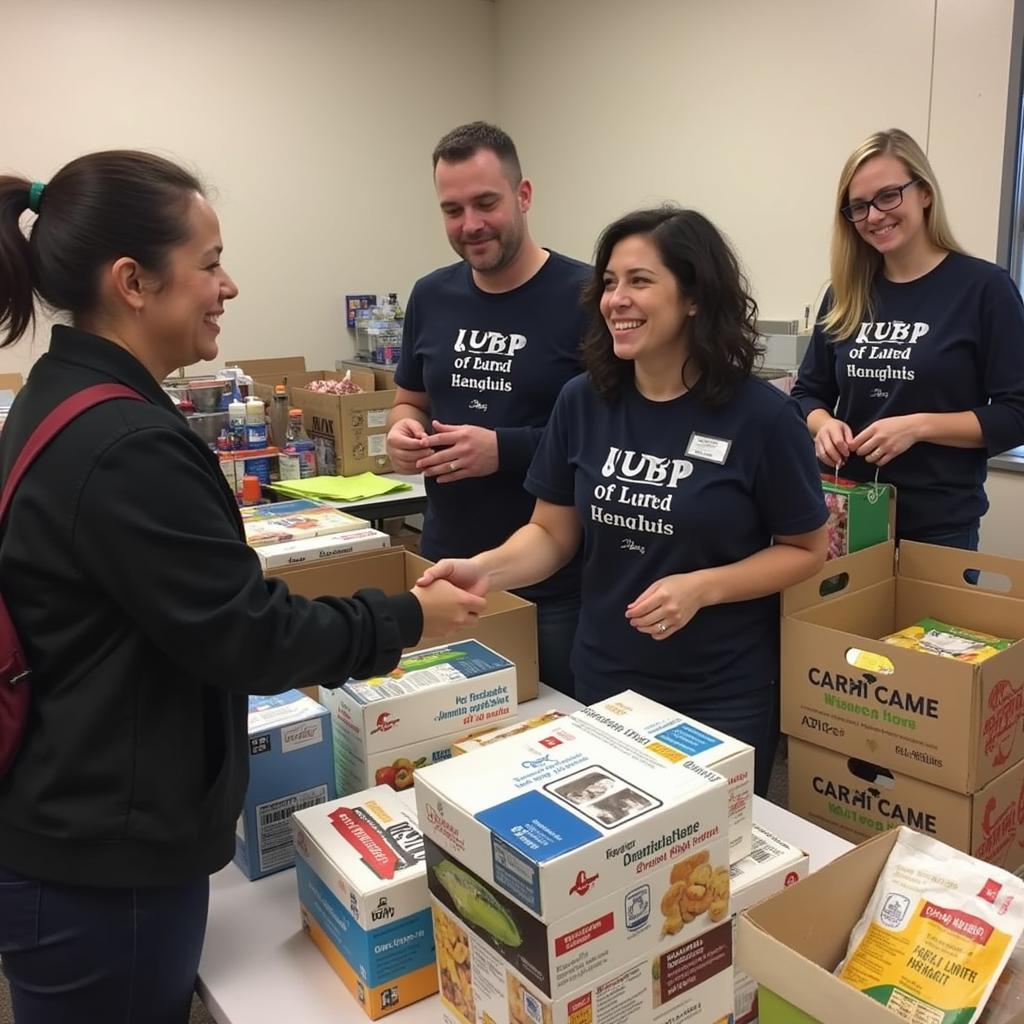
[0,383,144,527]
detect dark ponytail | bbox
[0,151,204,348]
[0,177,36,347]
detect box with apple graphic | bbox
[319,640,517,797]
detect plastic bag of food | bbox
[882,617,1014,664]
[836,827,1024,1023]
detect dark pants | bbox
[0,864,209,1024]
[909,522,980,551]
[535,591,580,698]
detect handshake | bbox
[409,558,490,640]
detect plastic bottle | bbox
[280,408,317,480]
[228,398,246,450]
[270,384,290,448]
[244,397,267,450]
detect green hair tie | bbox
[28,181,46,214]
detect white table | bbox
[197,688,852,1023]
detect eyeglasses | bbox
[841,180,920,223]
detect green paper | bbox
[272,473,412,502]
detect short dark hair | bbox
[431,121,522,184]
[0,150,203,348]
[582,207,759,405]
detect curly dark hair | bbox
[582,207,759,404]
[431,121,522,185]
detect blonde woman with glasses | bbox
[791,128,1024,549]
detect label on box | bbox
[368,410,388,429]
[257,784,329,873]
[282,718,324,752]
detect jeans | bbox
[535,592,580,699]
[0,865,209,1024]
[909,523,980,552]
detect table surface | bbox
[197,687,853,1024]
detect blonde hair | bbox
[823,128,963,340]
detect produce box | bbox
[253,527,389,569]
[318,640,516,797]
[736,827,1024,1024]
[269,547,539,701]
[292,787,435,1019]
[822,475,892,560]
[234,690,335,880]
[415,711,731,1005]
[730,825,809,1024]
[781,541,1024,793]
[787,737,1024,873]
[572,690,755,862]
[431,895,733,1024]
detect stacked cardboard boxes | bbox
[415,706,735,1023]
[782,541,1024,870]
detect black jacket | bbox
[0,327,421,887]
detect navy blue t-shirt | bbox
[525,374,828,706]
[396,251,589,601]
[792,253,1024,540]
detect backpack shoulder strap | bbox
[0,383,144,527]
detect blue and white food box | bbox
[415,710,732,1005]
[319,640,516,798]
[254,527,390,570]
[292,787,437,1018]
[571,690,754,862]
[234,690,336,880]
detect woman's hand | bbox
[625,573,709,640]
[411,579,487,639]
[849,415,922,466]
[814,416,854,468]
[415,558,490,597]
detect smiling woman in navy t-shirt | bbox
[792,128,1024,547]
[418,207,829,795]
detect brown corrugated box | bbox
[781,541,1024,794]
[787,736,1024,873]
[735,826,1024,1023]
[269,547,538,702]
[0,372,23,393]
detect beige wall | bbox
[0,0,497,379]
[494,0,1016,320]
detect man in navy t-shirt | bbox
[386,122,588,695]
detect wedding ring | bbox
[449,460,458,473]
[657,622,667,633]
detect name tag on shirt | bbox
[685,432,732,464]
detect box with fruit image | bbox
[318,639,517,797]
[571,691,755,862]
[291,786,436,1020]
[424,825,730,1001]
[431,894,733,1024]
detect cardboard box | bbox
[451,710,567,755]
[782,541,1024,794]
[730,825,810,1024]
[787,736,1024,873]
[319,640,517,797]
[431,895,734,1024]
[227,355,308,380]
[572,691,755,862]
[292,787,436,1019]
[234,690,335,880]
[254,528,390,569]
[289,368,394,476]
[269,547,539,701]
[242,499,369,547]
[735,827,1024,1024]
[415,714,730,928]
[0,372,23,394]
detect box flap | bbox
[782,541,895,617]
[226,356,307,376]
[899,541,1024,599]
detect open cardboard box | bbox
[735,826,1024,1023]
[788,736,1024,873]
[269,546,538,701]
[782,541,1024,794]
